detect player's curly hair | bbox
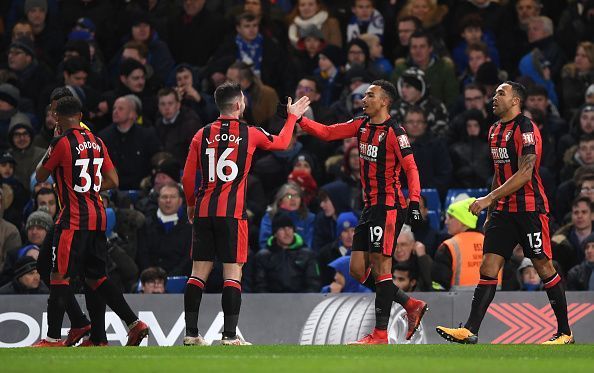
[371,79,397,104]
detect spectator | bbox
[359,33,393,78]
[126,10,174,85]
[32,104,54,149]
[137,183,192,276]
[451,14,500,76]
[0,83,24,150]
[167,0,227,67]
[474,61,500,100]
[393,67,448,137]
[155,87,203,165]
[518,50,559,108]
[318,211,357,284]
[432,198,487,291]
[7,37,53,108]
[392,30,458,106]
[391,15,422,62]
[98,95,161,190]
[557,1,594,59]
[321,255,371,293]
[561,42,594,121]
[497,0,539,74]
[23,0,63,65]
[7,113,45,193]
[0,188,22,270]
[287,0,342,48]
[397,0,447,40]
[525,16,567,80]
[566,233,594,291]
[212,12,285,95]
[393,224,432,291]
[403,106,452,197]
[517,258,543,291]
[560,134,594,183]
[314,45,345,107]
[173,64,218,124]
[449,109,492,188]
[288,156,319,207]
[254,213,321,293]
[139,267,167,294]
[259,182,316,250]
[290,25,327,79]
[0,256,48,294]
[458,43,492,88]
[345,38,373,75]
[558,104,594,166]
[294,76,336,125]
[313,185,353,252]
[116,41,161,95]
[346,0,384,42]
[392,261,418,292]
[226,61,278,131]
[0,152,28,227]
[552,197,593,276]
[524,84,566,141]
[555,170,594,224]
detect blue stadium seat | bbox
[402,188,442,213]
[165,276,188,294]
[426,210,441,230]
[443,188,488,211]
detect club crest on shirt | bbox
[522,132,535,145]
[505,131,512,142]
[378,132,386,142]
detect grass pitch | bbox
[2,345,593,373]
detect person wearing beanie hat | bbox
[317,211,358,285]
[153,158,181,191]
[254,212,321,293]
[394,67,449,136]
[8,112,46,193]
[25,209,53,245]
[432,198,489,291]
[0,83,21,109]
[517,257,542,291]
[24,0,48,14]
[316,45,345,106]
[0,256,48,294]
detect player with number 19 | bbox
[181,82,310,345]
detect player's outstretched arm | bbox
[255,97,310,151]
[299,115,362,141]
[100,168,119,191]
[470,154,535,215]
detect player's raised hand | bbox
[287,96,310,118]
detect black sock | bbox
[543,273,571,335]
[221,280,242,339]
[95,278,137,326]
[374,275,394,330]
[85,285,107,344]
[393,287,410,306]
[464,275,498,334]
[65,287,90,328]
[47,285,69,339]
[184,277,205,337]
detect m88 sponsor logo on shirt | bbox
[359,142,378,161]
[491,147,510,164]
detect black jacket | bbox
[254,234,321,293]
[137,210,192,276]
[98,123,161,190]
[408,133,453,197]
[155,107,203,165]
[0,278,48,294]
[566,261,593,291]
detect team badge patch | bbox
[522,132,535,145]
[397,135,411,149]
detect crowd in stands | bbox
[1,0,594,295]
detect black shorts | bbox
[483,211,552,260]
[353,205,405,256]
[51,228,107,282]
[192,217,248,263]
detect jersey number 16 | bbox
[205,148,238,182]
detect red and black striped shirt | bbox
[488,114,549,213]
[41,128,114,230]
[183,114,299,219]
[300,115,421,209]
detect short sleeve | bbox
[41,137,67,172]
[392,125,414,158]
[517,117,536,155]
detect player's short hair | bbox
[140,267,167,285]
[371,79,397,104]
[214,81,243,113]
[505,81,527,106]
[409,29,433,47]
[55,96,82,116]
[526,84,548,98]
[572,196,593,211]
[157,87,180,102]
[50,87,73,103]
[464,83,486,95]
[236,11,257,25]
[63,56,89,75]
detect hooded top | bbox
[322,255,371,293]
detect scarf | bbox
[288,10,328,45]
[157,208,179,234]
[346,9,384,41]
[236,34,264,77]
